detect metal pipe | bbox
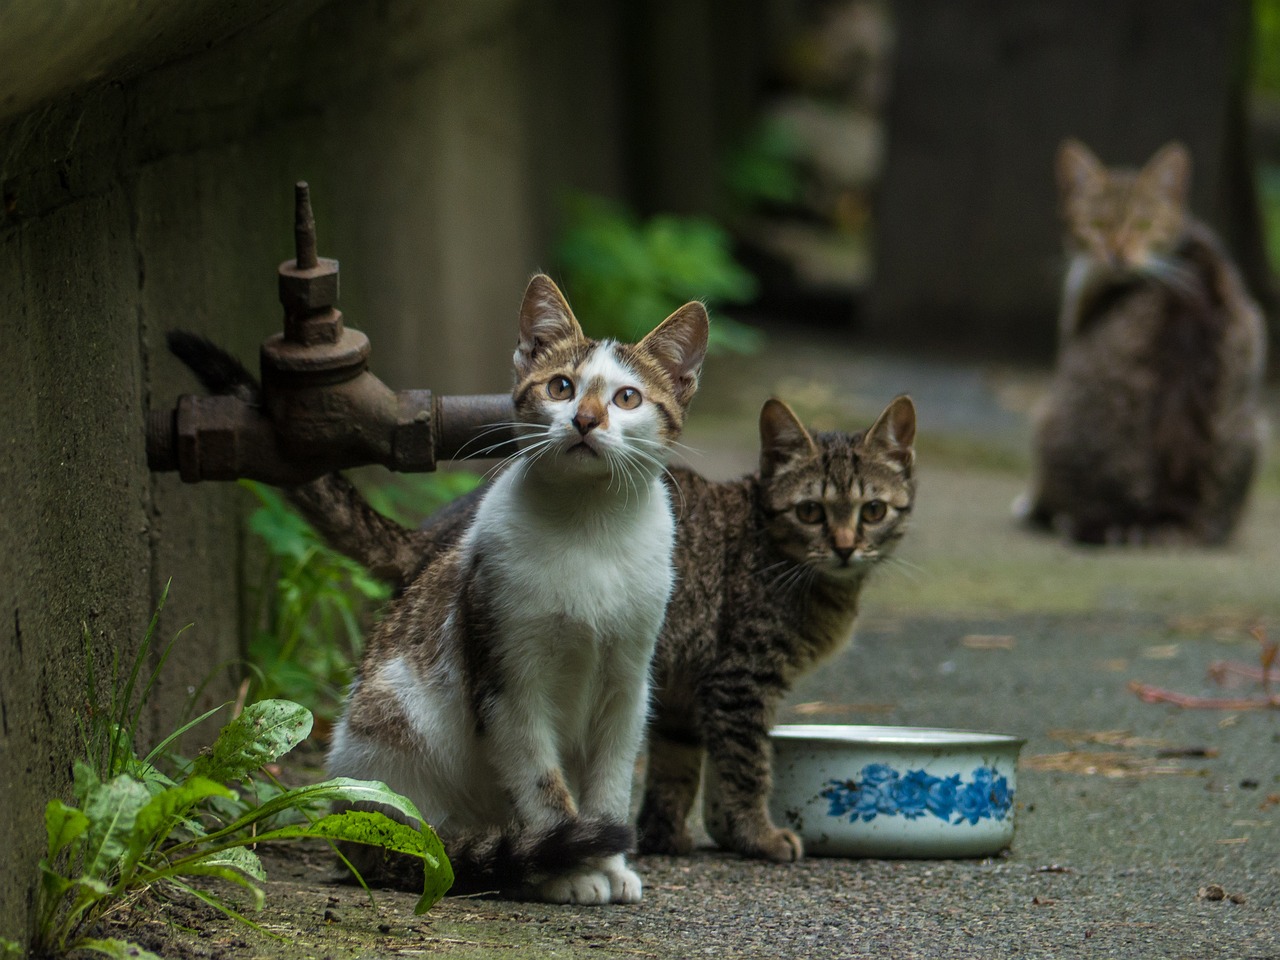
[145,182,518,484]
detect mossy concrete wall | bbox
[0,0,632,942]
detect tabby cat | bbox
[313,395,917,861]
[637,395,916,860]
[1022,139,1267,545]
[170,274,709,903]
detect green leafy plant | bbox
[30,592,451,958]
[243,481,389,716]
[722,117,806,212]
[243,473,481,717]
[555,193,764,355]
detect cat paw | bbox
[537,869,612,905]
[743,827,804,862]
[600,854,643,903]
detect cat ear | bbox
[1056,138,1104,199]
[863,395,916,468]
[759,398,817,476]
[637,302,709,407]
[515,274,584,373]
[1138,141,1191,206]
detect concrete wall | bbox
[0,0,634,941]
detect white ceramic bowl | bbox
[703,724,1025,858]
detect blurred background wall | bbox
[0,0,1273,943]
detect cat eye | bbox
[861,500,887,523]
[613,387,642,410]
[795,501,825,524]
[546,376,575,401]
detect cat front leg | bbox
[568,671,652,903]
[699,675,802,862]
[637,729,704,855]
[483,705,617,905]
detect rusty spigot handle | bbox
[294,182,318,270]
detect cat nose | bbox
[831,527,855,562]
[572,397,607,435]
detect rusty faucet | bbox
[147,183,517,484]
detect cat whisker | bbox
[621,440,687,513]
[452,421,544,462]
[483,432,558,481]
[881,555,924,584]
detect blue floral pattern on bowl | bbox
[821,764,1013,825]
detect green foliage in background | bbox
[243,473,481,719]
[22,589,450,959]
[1255,1,1280,276]
[1255,0,1280,97]
[555,193,764,356]
[722,117,806,212]
[1259,165,1280,276]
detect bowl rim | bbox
[770,723,1025,748]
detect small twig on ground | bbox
[1127,681,1280,710]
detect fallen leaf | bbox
[790,701,896,716]
[960,634,1016,650]
[1022,750,1192,778]
[1048,728,1170,749]
[1141,643,1180,660]
[1129,682,1280,710]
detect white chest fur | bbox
[467,466,676,644]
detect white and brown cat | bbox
[1022,139,1267,545]
[170,275,708,903]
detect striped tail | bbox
[344,817,634,896]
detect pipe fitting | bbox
[145,181,517,484]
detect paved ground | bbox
[130,328,1280,959]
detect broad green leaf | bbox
[80,775,152,883]
[191,700,312,783]
[194,844,267,882]
[253,811,453,912]
[253,810,433,863]
[203,777,424,845]
[77,936,163,959]
[73,760,101,805]
[45,799,90,861]
[128,777,233,863]
[414,821,453,913]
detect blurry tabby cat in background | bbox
[1020,139,1267,545]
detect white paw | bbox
[600,854,643,904]
[537,869,612,905]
